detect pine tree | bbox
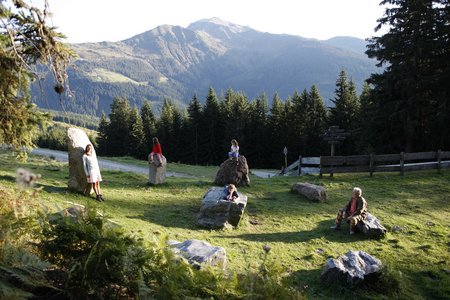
[185,94,203,164]
[328,70,361,155]
[220,89,249,155]
[107,97,131,156]
[0,1,73,158]
[140,100,156,153]
[170,106,186,162]
[366,0,450,151]
[201,87,223,165]
[156,98,175,159]
[96,112,109,155]
[304,85,328,156]
[129,107,146,159]
[357,82,375,153]
[269,93,290,168]
[286,90,307,157]
[245,93,270,167]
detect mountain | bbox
[31,18,379,116]
[323,36,368,55]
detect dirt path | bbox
[31,148,191,178]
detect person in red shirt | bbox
[148,137,163,166]
[331,187,368,234]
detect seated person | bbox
[223,184,239,201]
[331,187,368,235]
[228,139,239,162]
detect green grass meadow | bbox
[1,151,449,299]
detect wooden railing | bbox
[320,150,450,176]
[280,156,320,175]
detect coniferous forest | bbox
[95,0,450,168]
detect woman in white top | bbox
[228,139,239,161]
[82,144,104,201]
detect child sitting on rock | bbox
[224,184,239,202]
[228,139,239,162]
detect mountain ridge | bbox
[31,18,378,115]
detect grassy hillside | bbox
[0,151,449,299]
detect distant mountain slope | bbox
[31,18,379,115]
[323,36,368,54]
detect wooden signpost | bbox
[320,126,350,156]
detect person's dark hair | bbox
[84,144,92,154]
[153,137,159,145]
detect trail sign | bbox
[320,126,350,156]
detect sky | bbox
[41,0,386,43]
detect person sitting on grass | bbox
[223,184,239,202]
[330,187,367,235]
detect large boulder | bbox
[356,212,387,238]
[197,186,248,229]
[291,182,327,203]
[214,156,250,187]
[148,155,167,185]
[321,250,382,287]
[67,128,93,194]
[167,239,227,270]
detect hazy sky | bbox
[43,0,386,43]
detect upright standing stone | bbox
[148,155,167,185]
[67,128,93,194]
[214,156,250,187]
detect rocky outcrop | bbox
[67,128,93,194]
[291,182,327,203]
[197,187,248,229]
[148,155,167,185]
[321,250,382,286]
[167,239,226,270]
[214,156,250,187]
[356,212,387,238]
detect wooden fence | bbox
[320,150,450,176]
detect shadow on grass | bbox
[218,220,371,243]
[38,183,68,193]
[123,200,201,230]
[0,174,15,182]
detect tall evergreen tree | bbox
[107,97,131,156]
[129,107,146,159]
[304,85,328,156]
[156,98,175,159]
[286,90,307,157]
[140,100,156,153]
[170,106,186,162]
[0,0,73,158]
[96,112,109,155]
[357,82,376,153]
[221,89,249,154]
[328,70,361,155]
[201,87,223,165]
[245,93,270,167]
[269,93,289,167]
[366,0,450,152]
[185,94,203,164]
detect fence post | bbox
[437,149,442,172]
[319,157,323,177]
[369,153,375,176]
[400,152,405,176]
[298,155,302,176]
